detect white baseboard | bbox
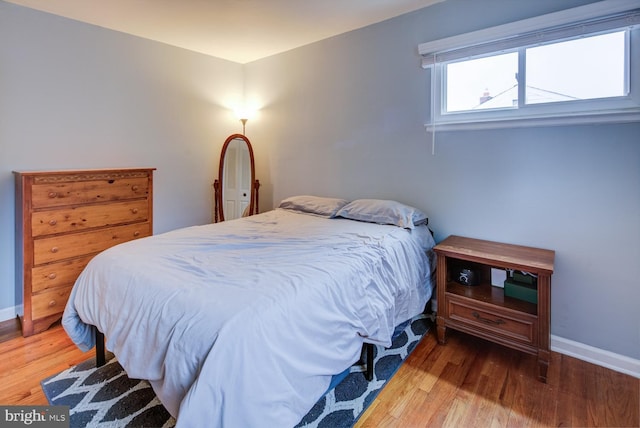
[552,334,640,379]
[0,305,17,322]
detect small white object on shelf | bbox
[491,268,507,288]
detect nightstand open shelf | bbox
[446,281,538,316]
[434,235,555,382]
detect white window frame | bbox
[419,0,640,131]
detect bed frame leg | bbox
[364,343,374,381]
[95,327,106,367]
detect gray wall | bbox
[244,0,640,360]
[1,0,638,361]
[0,2,243,314]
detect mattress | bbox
[62,208,435,427]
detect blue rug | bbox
[295,314,430,427]
[41,315,430,428]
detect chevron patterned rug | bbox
[42,316,430,428]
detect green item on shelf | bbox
[512,271,536,285]
[504,278,538,304]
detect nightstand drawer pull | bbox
[472,311,505,325]
[49,219,57,226]
[48,192,58,198]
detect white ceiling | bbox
[5,0,443,63]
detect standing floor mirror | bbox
[213,134,260,222]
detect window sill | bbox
[425,110,640,132]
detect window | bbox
[526,32,627,104]
[444,31,627,113]
[420,2,640,130]
[445,52,518,112]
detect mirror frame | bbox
[213,133,260,222]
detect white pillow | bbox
[336,199,428,229]
[278,195,350,218]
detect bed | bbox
[62,196,436,427]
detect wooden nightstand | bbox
[434,235,555,382]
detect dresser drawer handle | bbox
[48,273,57,280]
[48,192,58,198]
[48,300,57,308]
[49,219,57,226]
[131,185,139,191]
[131,208,139,214]
[471,311,505,325]
[50,247,59,253]
[133,231,140,237]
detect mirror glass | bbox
[214,134,259,222]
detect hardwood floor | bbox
[0,317,21,343]
[0,320,89,406]
[356,330,639,428]
[0,319,638,427]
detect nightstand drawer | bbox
[447,296,537,345]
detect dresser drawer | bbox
[447,296,537,345]
[31,200,149,237]
[31,254,94,293]
[31,285,73,320]
[33,222,151,265]
[31,176,150,209]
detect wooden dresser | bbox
[14,168,155,336]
